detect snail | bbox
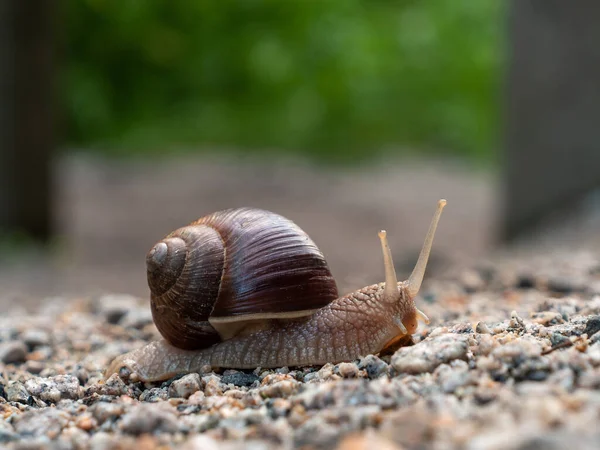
[106,199,446,382]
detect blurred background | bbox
[1,1,599,308]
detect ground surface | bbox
[2,247,600,449]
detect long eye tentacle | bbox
[406,199,446,298]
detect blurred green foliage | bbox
[64,0,503,162]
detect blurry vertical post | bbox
[0,0,55,242]
[504,0,600,240]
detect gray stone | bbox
[435,361,471,393]
[475,322,492,334]
[25,374,83,403]
[259,379,300,398]
[0,421,17,443]
[14,409,70,438]
[168,373,201,399]
[180,414,220,433]
[336,362,359,378]
[391,333,470,374]
[139,387,168,402]
[0,341,27,364]
[584,316,600,337]
[90,402,125,425]
[221,371,259,387]
[5,381,30,404]
[23,360,45,374]
[88,432,118,450]
[491,337,543,363]
[119,403,180,435]
[358,355,389,379]
[550,332,569,347]
[95,373,132,397]
[21,329,50,349]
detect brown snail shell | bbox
[146,208,339,350]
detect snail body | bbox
[106,200,446,381]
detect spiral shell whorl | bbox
[146,238,186,296]
[148,226,224,350]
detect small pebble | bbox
[25,374,83,403]
[203,376,223,397]
[0,341,27,364]
[475,322,492,334]
[88,432,121,450]
[0,421,18,443]
[73,366,90,385]
[168,373,201,399]
[13,408,70,438]
[28,345,53,361]
[90,402,125,424]
[221,371,259,387]
[6,381,30,404]
[337,362,359,378]
[21,329,51,349]
[391,333,469,374]
[96,373,131,397]
[436,360,471,393]
[492,338,543,362]
[472,334,496,357]
[61,426,91,448]
[260,379,299,398]
[508,310,525,329]
[584,316,600,337]
[316,363,338,381]
[75,414,97,431]
[358,355,389,379]
[23,360,45,375]
[139,387,168,403]
[187,390,205,406]
[303,372,319,383]
[550,333,570,347]
[532,311,564,326]
[119,403,180,435]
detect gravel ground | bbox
[2,249,600,449]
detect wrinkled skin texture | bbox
[106,282,418,381]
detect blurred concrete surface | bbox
[2,153,500,310]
